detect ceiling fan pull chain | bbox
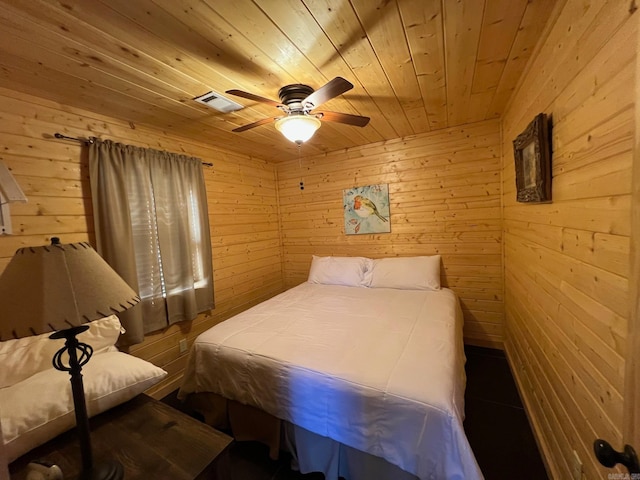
[298,145,304,191]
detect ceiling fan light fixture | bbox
[275,115,321,144]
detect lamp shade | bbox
[0,240,140,340]
[275,115,321,144]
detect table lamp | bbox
[0,238,140,480]
[0,416,8,480]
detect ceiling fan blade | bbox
[232,117,277,132]
[226,89,283,107]
[303,77,354,110]
[316,111,370,127]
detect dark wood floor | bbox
[162,345,548,480]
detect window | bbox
[89,140,214,343]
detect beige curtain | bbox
[89,140,214,345]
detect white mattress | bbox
[179,283,483,480]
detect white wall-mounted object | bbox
[0,161,27,235]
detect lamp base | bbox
[81,460,124,480]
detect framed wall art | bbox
[512,113,552,203]
[343,184,391,235]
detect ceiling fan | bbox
[226,77,370,144]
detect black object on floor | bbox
[162,345,548,479]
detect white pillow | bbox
[307,256,371,287]
[78,316,123,354]
[0,351,167,462]
[0,315,123,389]
[364,256,441,290]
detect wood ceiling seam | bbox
[162,0,378,147]
[0,0,555,162]
[396,0,446,130]
[248,0,388,143]
[349,0,429,135]
[472,0,530,121]
[0,2,298,158]
[486,0,550,119]
[50,2,304,152]
[301,0,412,138]
[504,0,623,131]
[443,0,485,126]
[195,0,379,147]
[12,0,219,99]
[0,32,221,123]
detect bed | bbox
[179,256,483,480]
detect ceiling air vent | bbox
[193,90,244,113]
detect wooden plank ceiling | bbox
[0,0,555,162]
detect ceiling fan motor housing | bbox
[278,84,315,110]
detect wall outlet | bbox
[179,339,188,354]
[571,450,582,480]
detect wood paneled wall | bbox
[0,87,284,399]
[501,1,635,477]
[276,120,503,348]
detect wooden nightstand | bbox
[9,394,232,480]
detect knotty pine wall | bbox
[501,1,635,478]
[0,87,284,399]
[275,120,503,349]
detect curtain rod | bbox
[52,133,214,167]
[54,132,95,144]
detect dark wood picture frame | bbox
[512,113,552,203]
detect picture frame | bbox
[343,184,391,235]
[512,113,552,203]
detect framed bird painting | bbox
[343,184,391,235]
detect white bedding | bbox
[179,283,483,480]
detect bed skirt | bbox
[184,392,418,480]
